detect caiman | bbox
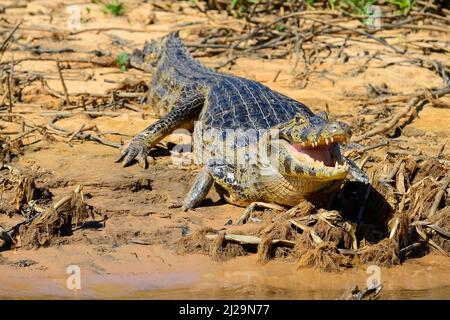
[117,32,367,213]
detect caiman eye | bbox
[294,115,305,124]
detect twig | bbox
[410,11,450,23]
[124,103,144,113]
[299,16,403,54]
[389,218,400,239]
[361,87,450,106]
[334,34,349,62]
[272,69,282,82]
[48,115,122,148]
[415,226,448,257]
[41,80,146,100]
[205,233,296,247]
[385,24,450,33]
[1,57,115,67]
[6,54,14,121]
[353,97,420,142]
[359,141,389,153]
[384,159,404,182]
[10,128,38,142]
[235,202,284,225]
[425,224,450,239]
[351,51,379,76]
[0,110,157,118]
[0,91,7,107]
[56,59,71,106]
[428,174,450,218]
[358,154,371,170]
[78,132,122,148]
[66,124,85,142]
[0,20,22,56]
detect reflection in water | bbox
[1,285,449,300]
[130,285,450,300]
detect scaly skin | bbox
[117,32,366,210]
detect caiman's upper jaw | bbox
[292,133,349,148]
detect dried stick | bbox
[385,159,404,182]
[10,128,38,142]
[56,59,71,106]
[425,224,450,239]
[415,226,448,257]
[428,174,450,218]
[351,51,379,76]
[0,91,7,107]
[6,55,14,121]
[299,16,403,54]
[0,20,22,56]
[236,202,284,225]
[353,97,420,142]
[361,87,450,106]
[66,124,86,142]
[48,115,121,148]
[390,24,449,33]
[1,57,115,67]
[334,34,349,62]
[205,233,297,248]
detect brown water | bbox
[2,284,449,300]
[135,287,450,300]
[1,246,449,299]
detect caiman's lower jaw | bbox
[280,136,349,180]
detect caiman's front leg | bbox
[343,156,370,184]
[116,94,204,168]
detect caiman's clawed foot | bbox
[116,134,151,169]
[235,202,285,225]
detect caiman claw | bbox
[116,135,150,169]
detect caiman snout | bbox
[320,121,351,143]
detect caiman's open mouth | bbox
[292,143,338,167]
[292,134,348,166]
[280,134,349,180]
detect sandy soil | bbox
[0,1,449,299]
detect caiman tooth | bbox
[325,138,329,145]
[330,137,334,143]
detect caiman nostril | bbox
[328,123,342,132]
[326,122,350,136]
